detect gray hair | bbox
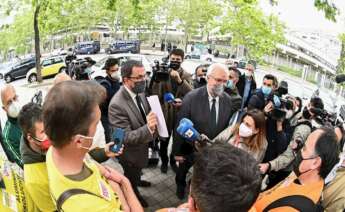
[207,63,229,76]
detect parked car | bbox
[106,40,140,54]
[185,50,214,62]
[90,54,152,81]
[0,61,18,80]
[4,57,36,83]
[26,56,66,83]
[74,41,100,55]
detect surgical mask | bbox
[302,107,311,119]
[132,80,146,94]
[78,135,94,151]
[211,84,224,97]
[285,110,294,119]
[7,101,21,118]
[245,70,253,77]
[110,71,121,81]
[293,150,318,177]
[170,61,181,70]
[84,67,92,74]
[239,123,254,138]
[226,79,234,89]
[261,86,272,96]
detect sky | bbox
[259,0,345,36]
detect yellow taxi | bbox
[26,56,66,83]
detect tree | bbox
[221,0,285,60]
[171,0,222,51]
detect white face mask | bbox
[7,101,21,118]
[245,70,253,77]
[111,71,121,81]
[239,123,254,138]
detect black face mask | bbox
[302,107,312,119]
[170,61,181,70]
[293,150,317,177]
[198,77,207,85]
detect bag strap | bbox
[263,195,319,212]
[56,188,104,212]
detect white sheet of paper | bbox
[147,95,169,138]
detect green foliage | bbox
[221,0,285,61]
[314,0,338,22]
[337,34,345,74]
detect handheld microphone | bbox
[164,92,176,103]
[176,118,201,142]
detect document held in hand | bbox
[147,95,169,138]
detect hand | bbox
[104,142,124,158]
[174,156,185,163]
[170,70,182,83]
[146,112,158,134]
[276,120,283,132]
[259,163,270,174]
[172,98,182,107]
[103,166,128,184]
[264,102,274,114]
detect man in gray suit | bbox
[173,63,235,199]
[108,60,157,207]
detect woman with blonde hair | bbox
[214,109,267,162]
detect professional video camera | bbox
[310,107,337,127]
[267,81,294,121]
[70,57,95,80]
[151,59,182,82]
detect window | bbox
[42,59,53,67]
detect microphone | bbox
[176,118,201,142]
[335,74,345,84]
[164,92,176,103]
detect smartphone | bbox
[110,128,125,153]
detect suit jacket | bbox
[108,86,153,168]
[173,86,234,156]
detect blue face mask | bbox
[262,86,272,96]
[226,79,234,89]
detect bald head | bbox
[53,73,71,85]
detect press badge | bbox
[2,189,18,212]
[98,181,111,201]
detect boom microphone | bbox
[335,74,345,84]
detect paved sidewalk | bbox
[104,159,190,212]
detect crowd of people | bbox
[0,48,344,211]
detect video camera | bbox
[267,94,294,121]
[151,60,170,82]
[310,107,336,127]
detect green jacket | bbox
[2,117,22,167]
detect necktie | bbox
[210,98,217,138]
[135,95,147,123]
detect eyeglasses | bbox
[128,75,146,81]
[209,75,227,84]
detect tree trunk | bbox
[34,3,42,82]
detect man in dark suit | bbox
[108,60,158,207]
[173,63,234,199]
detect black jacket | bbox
[236,74,257,108]
[173,86,234,156]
